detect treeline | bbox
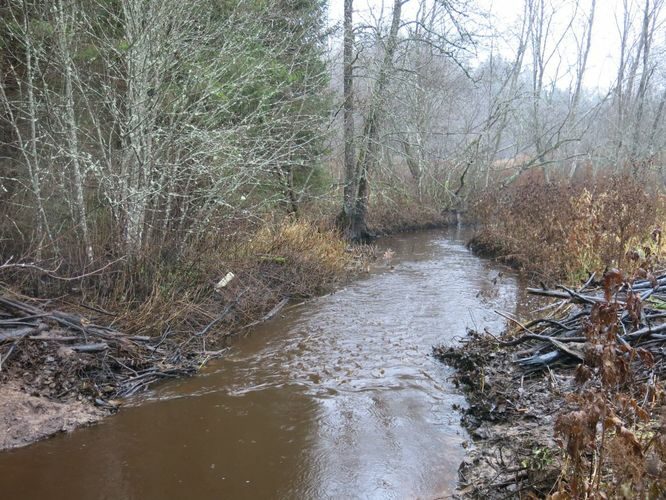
[1,0,666,272]
[331,0,666,209]
[1,0,329,267]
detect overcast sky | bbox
[327,0,666,91]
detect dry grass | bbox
[298,183,452,236]
[367,190,449,234]
[0,217,358,411]
[468,175,666,497]
[248,219,349,277]
[1,217,354,344]
[106,218,353,339]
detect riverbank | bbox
[0,210,457,451]
[0,219,361,449]
[437,268,666,498]
[454,176,666,497]
[0,382,104,449]
[435,332,565,498]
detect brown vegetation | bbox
[0,218,365,448]
[445,173,666,498]
[437,266,666,498]
[367,191,451,235]
[550,269,666,498]
[469,174,666,282]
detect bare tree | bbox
[55,0,93,261]
[567,0,596,179]
[0,1,53,257]
[630,0,665,171]
[338,0,404,241]
[341,0,357,235]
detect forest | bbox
[1,0,666,498]
[2,0,664,263]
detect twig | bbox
[0,257,126,281]
[195,303,235,337]
[495,309,538,335]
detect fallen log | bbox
[496,334,586,347]
[29,335,79,342]
[237,297,290,334]
[71,343,108,353]
[0,292,222,402]
[0,327,38,342]
[517,350,561,367]
[513,271,666,371]
[622,322,666,341]
[526,288,606,303]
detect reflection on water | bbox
[0,227,526,499]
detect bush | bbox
[112,218,351,337]
[469,175,666,282]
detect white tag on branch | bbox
[215,272,235,291]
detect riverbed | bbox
[0,228,525,499]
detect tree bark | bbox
[338,0,357,238]
[630,0,659,174]
[56,0,93,262]
[338,0,403,242]
[568,0,596,180]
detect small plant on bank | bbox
[552,269,666,499]
[523,446,556,472]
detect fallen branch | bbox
[515,272,666,370]
[71,343,108,353]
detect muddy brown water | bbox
[0,228,530,499]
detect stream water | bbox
[0,228,527,499]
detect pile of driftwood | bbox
[495,271,666,376]
[0,295,215,405]
[0,290,292,406]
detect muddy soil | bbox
[0,322,115,449]
[0,382,103,449]
[435,331,575,498]
[0,301,201,451]
[0,295,287,451]
[0,243,375,451]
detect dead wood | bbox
[0,291,231,406]
[514,271,666,373]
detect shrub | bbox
[469,175,666,282]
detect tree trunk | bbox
[338,0,403,242]
[630,0,656,174]
[338,0,357,237]
[18,0,52,257]
[57,0,93,262]
[568,0,596,180]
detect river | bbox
[0,228,525,499]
